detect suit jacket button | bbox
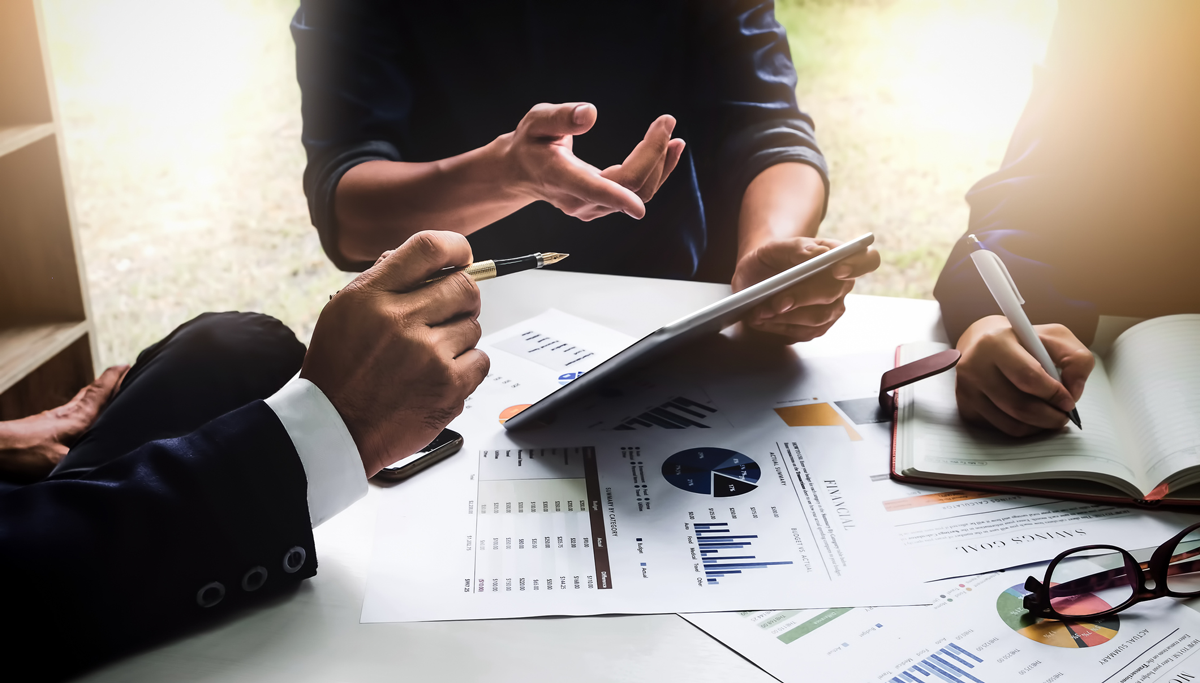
[196,581,225,608]
[242,566,268,592]
[282,546,307,574]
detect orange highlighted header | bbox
[883,489,999,512]
[773,403,862,441]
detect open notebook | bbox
[892,314,1200,507]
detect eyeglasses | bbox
[1022,522,1200,620]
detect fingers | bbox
[957,386,1049,438]
[604,115,675,197]
[748,317,838,344]
[523,102,597,138]
[1038,324,1095,401]
[73,364,130,412]
[830,247,881,280]
[992,341,1076,414]
[659,138,685,191]
[431,313,484,359]
[367,231,473,293]
[556,158,647,218]
[752,238,831,275]
[408,272,482,326]
[975,363,1072,430]
[454,348,491,392]
[373,249,395,269]
[758,297,848,328]
[758,275,853,320]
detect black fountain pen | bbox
[423,252,569,284]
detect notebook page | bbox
[1105,315,1200,488]
[900,344,1141,492]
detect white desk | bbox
[79,271,945,683]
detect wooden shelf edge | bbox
[0,122,55,159]
[0,320,90,394]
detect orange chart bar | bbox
[773,403,862,441]
[883,489,1000,512]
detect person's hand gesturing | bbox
[503,102,685,222]
[301,231,490,477]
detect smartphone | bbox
[372,428,464,482]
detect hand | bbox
[0,364,129,482]
[954,315,1094,437]
[732,237,881,343]
[502,102,685,221]
[301,231,490,477]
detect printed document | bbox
[685,557,1200,683]
[360,312,927,622]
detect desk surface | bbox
[80,271,945,683]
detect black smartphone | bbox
[372,428,464,482]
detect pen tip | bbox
[543,252,569,265]
[1069,408,1082,430]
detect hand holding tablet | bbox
[504,233,876,430]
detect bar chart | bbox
[693,522,794,585]
[613,396,720,430]
[889,643,986,683]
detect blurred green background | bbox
[41,0,1056,368]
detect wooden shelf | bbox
[0,0,97,417]
[0,321,89,395]
[0,122,54,158]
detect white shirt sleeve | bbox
[264,376,367,528]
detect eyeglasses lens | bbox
[1048,550,1136,617]
[1166,528,1200,595]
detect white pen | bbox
[968,234,1082,429]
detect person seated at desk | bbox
[0,233,487,680]
[933,0,1200,437]
[291,0,880,344]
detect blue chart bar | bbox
[895,643,985,683]
[697,525,793,584]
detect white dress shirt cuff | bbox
[265,376,367,528]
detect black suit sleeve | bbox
[0,401,316,680]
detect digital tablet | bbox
[502,232,875,430]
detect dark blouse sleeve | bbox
[933,4,1106,346]
[291,0,408,271]
[933,63,1098,346]
[690,0,829,217]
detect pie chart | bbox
[661,447,760,497]
[996,583,1120,648]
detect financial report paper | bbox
[688,350,1200,580]
[360,311,927,622]
[684,557,1200,683]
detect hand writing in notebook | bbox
[954,315,1095,437]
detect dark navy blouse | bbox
[934,1,1200,345]
[291,1,828,280]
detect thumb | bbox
[1040,327,1095,402]
[522,102,597,138]
[750,238,830,273]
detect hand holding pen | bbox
[952,236,1096,438]
[335,248,569,300]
